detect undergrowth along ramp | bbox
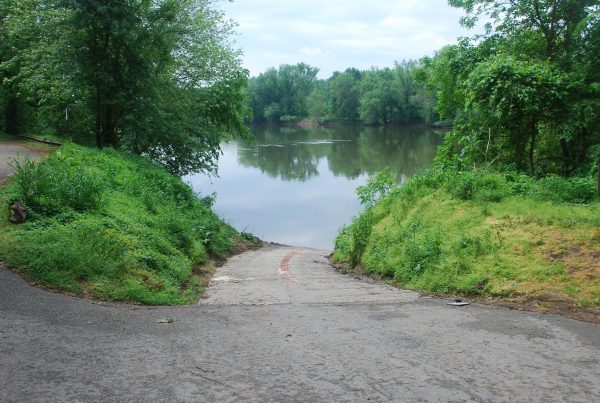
[0,143,249,305]
[333,169,600,310]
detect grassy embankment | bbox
[333,169,600,309]
[0,143,258,304]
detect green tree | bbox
[449,0,597,66]
[359,68,394,125]
[249,62,434,127]
[329,68,361,122]
[307,81,330,122]
[393,60,421,123]
[357,62,427,125]
[463,55,568,174]
[248,68,280,122]
[247,63,319,122]
[277,63,319,119]
[1,0,249,176]
[1,0,87,138]
[416,38,497,123]
[437,0,600,175]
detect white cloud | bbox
[219,0,481,78]
[300,47,323,56]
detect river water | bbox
[187,125,444,250]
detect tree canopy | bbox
[0,0,249,176]
[247,63,319,122]
[428,0,600,175]
[5,0,596,177]
[247,63,437,126]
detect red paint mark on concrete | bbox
[279,252,299,282]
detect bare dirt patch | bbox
[543,238,600,280]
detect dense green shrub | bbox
[533,175,597,204]
[11,157,105,215]
[399,168,597,204]
[0,144,242,304]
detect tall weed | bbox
[11,157,104,215]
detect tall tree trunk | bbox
[529,121,537,176]
[95,87,104,148]
[102,104,117,149]
[5,96,18,135]
[514,133,527,173]
[597,162,600,198]
[559,138,571,175]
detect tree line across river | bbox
[247,61,438,126]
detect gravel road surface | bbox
[1,244,599,402]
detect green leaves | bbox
[1,0,249,176]
[467,55,566,116]
[11,155,106,216]
[356,169,398,207]
[248,63,319,122]
[433,0,599,175]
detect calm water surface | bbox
[187,125,444,250]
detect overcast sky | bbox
[218,0,476,78]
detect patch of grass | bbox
[0,144,243,305]
[333,168,600,306]
[11,156,105,215]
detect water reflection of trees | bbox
[237,125,444,181]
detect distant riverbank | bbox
[249,119,453,130]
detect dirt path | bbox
[0,141,45,182]
[1,244,599,402]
